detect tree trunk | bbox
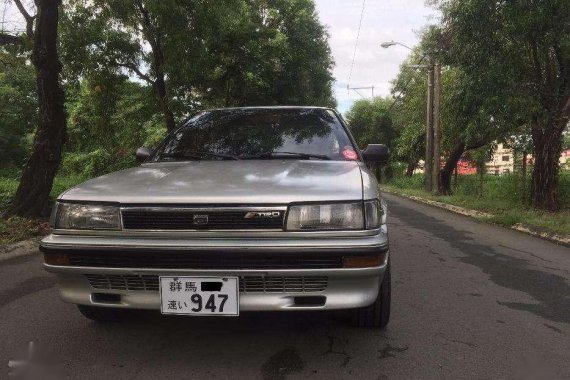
[154,74,176,132]
[136,0,176,133]
[531,123,564,211]
[5,0,66,218]
[438,140,466,195]
[405,133,424,177]
[405,159,417,177]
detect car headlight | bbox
[54,203,121,230]
[283,202,357,231]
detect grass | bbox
[0,168,86,245]
[383,173,570,237]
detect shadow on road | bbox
[387,198,570,325]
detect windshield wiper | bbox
[159,151,240,160]
[249,151,331,160]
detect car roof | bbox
[202,106,336,112]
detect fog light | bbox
[44,253,70,266]
[343,254,386,268]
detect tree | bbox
[439,0,570,210]
[62,0,336,132]
[345,97,399,180]
[345,97,398,148]
[63,75,164,177]
[191,0,335,107]
[389,35,493,192]
[5,0,67,217]
[61,0,197,132]
[435,67,494,195]
[390,51,428,177]
[0,52,37,167]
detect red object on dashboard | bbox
[342,148,358,160]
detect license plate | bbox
[159,276,239,316]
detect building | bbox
[486,143,515,175]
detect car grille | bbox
[67,251,343,269]
[85,274,328,293]
[239,276,328,293]
[121,208,285,230]
[86,274,159,291]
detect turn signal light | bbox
[343,254,386,268]
[44,253,70,266]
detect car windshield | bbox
[152,108,358,161]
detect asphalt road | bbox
[1,194,569,379]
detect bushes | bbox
[385,174,424,190]
[386,172,570,210]
[60,149,136,178]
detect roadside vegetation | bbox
[383,173,570,237]
[0,168,85,244]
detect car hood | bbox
[60,160,365,204]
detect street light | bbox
[380,40,441,193]
[380,41,413,51]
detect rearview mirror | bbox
[136,147,151,162]
[362,144,390,165]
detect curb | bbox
[0,237,41,262]
[383,190,570,247]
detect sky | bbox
[313,0,439,113]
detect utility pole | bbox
[424,59,435,192]
[432,62,441,193]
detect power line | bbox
[347,0,366,87]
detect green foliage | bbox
[390,49,427,162]
[61,0,335,115]
[201,0,335,107]
[0,54,37,168]
[385,173,424,191]
[62,78,163,176]
[345,97,398,149]
[61,150,110,178]
[384,173,570,236]
[0,168,86,213]
[387,173,570,211]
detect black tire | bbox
[351,259,391,328]
[77,305,127,322]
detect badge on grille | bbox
[193,214,209,225]
[244,211,281,219]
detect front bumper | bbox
[41,230,389,311]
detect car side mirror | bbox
[136,147,151,162]
[362,144,390,165]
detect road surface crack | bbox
[321,324,351,368]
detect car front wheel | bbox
[351,259,391,328]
